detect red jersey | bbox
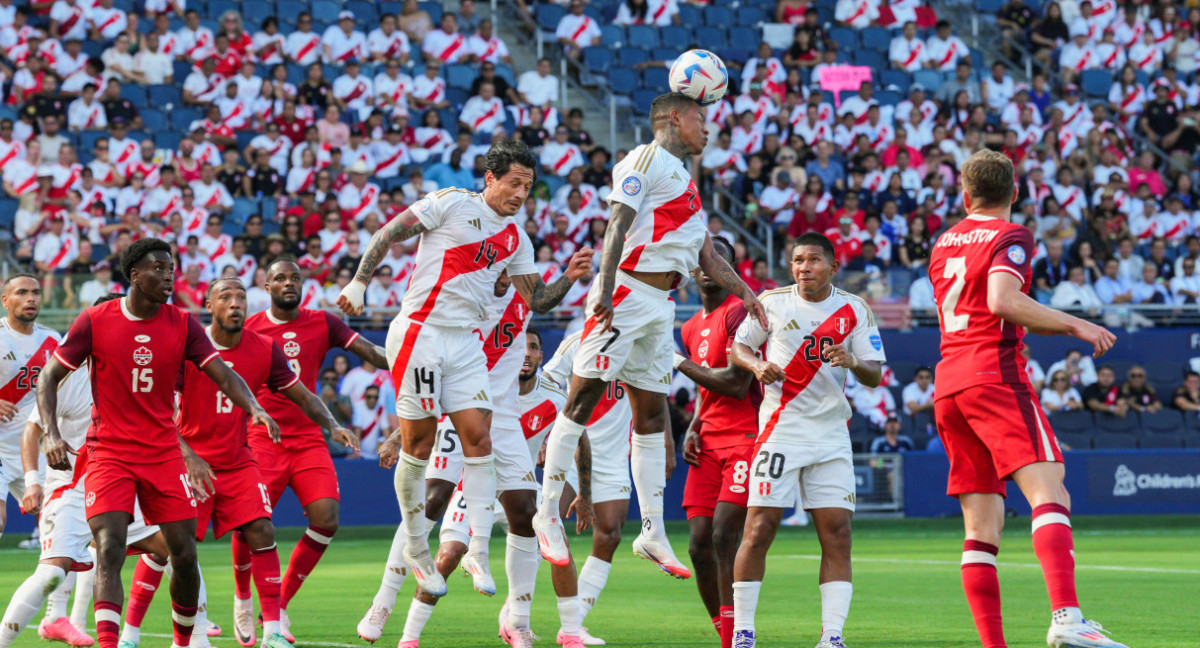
[177,329,299,470]
[54,299,220,464]
[244,309,359,446]
[929,215,1035,399]
[680,294,761,449]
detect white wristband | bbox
[24,470,38,487]
[673,352,687,370]
[339,279,367,310]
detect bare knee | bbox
[712,525,741,561]
[688,529,715,564]
[563,380,605,422]
[435,542,466,574]
[502,493,537,535]
[241,518,276,549]
[592,522,622,556]
[306,500,339,533]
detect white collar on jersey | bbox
[120,296,146,321]
[965,214,1004,222]
[204,325,231,350]
[265,310,289,325]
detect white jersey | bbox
[482,289,533,423]
[518,373,566,462]
[734,286,886,446]
[542,331,633,457]
[401,188,537,327]
[0,319,62,461]
[608,142,708,277]
[26,359,91,497]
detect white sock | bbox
[70,557,94,631]
[397,453,430,548]
[557,596,581,637]
[819,581,852,641]
[263,618,281,638]
[45,570,76,620]
[505,534,539,630]
[538,415,586,518]
[732,581,762,634]
[1053,607,1085,625]
[577,556,611,621]
[191,566,209,647]
[374,525,409,610]
[400,600,435,642]
[0,564,66,647]
[462,455,497,545]
[631,432,666,537]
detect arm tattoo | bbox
[700,238,749,298]
[512,272,576,314]
[596,203,636,295]
[349,336,388,369]
[354,209,427,285]
[574,430,592,500]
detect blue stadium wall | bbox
[7,328,1200,532]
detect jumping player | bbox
[675,236,760,648]
[336,138,593,603]
[929,150,1129,648]
[0,274,60,539]
[238,258,383,644]
[730,233,887,648]
[533,92,766,580]
[38,239,278,648]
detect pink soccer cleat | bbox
[556,633,586,648]
[38,617,96,647]
[631,534,692,579]
[399,642,419,648]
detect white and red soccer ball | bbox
[668,49,729,106]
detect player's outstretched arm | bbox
[511,246,595,313]
[347,335,388,370]
[203,360,281,441]
[674,352,754,399]
[280,381,360,452]
[591,202,637,331]
[731,342,786,385]
[987,272,1116,358]
[35,359,75,471]
[697,234,768,329]
[339,207,429,316]
[20,420,44,514]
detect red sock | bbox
[719,605,735,648]
[281,526,334,608]
[126,555,167,628]
[251,544,283,623]
[1031,503,1079,611]
[961,540,1006,648]
[94,600,121,648]
[171,602,198,647]
[711,615,720,636]
[231,531,253,601]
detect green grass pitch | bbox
[2,516,1195,647]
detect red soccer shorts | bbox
[682,444,755,519]
[84,454,196,526]
[935,383,1064,497]
[195,464,273,541]
[250,439,341,508]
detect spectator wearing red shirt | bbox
[880,127,924,168]
[825,214,863,266]
[1127,151,1167,197]
[834,192,867,229]
[173,264,209,313]
[274,100,310,147]
[744,258,779,294]
[208,33,243,77]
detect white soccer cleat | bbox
[815,636,848,648]
[579,627,606,646]
[278,609,294,644]
[499,619,536,648]
[533,513,571,567]
[356,603,390,643]
[1047,619,1130,648]
[234,598,256,647]
[631,533,692,579]
[733,629,756,648]
[403,546,448,597]
[460,551,496,597]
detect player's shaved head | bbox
[650,92,699,128]
[711,236,734,264]
[961,149,1016,211]
[206,276,245,299]
[527,328,542,347]
[3,273,38,293]
[120,238,173,281]
[2,273,42,324]
[93,293,125,306]
[265,256,300,280]
[265,257,302,310]
[208,277,247,333]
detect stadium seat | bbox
[243,1,274,24]
[692,26,726,50]
[615,48,648,68]
[911,410,935,436]
[1106,360,1135,379]
[171,108,203,131]
[494,64,516,87]
[660,26,688,50]
[311,0,340,24]
[651,48,679,64]
[127,130,154,144]
[236,130,257,151]
[632,88,658,116]
[853,49,887,70]
[641,67,670,93]
[727,27,757,50]
[600,25,624,47]
[174,60,194,84]
[1140,409,1184,435]
[148,84,182,107]
[1055,432,1091,451]
[861,27,891,52]
[347,0,377,23]
[978,0,1005,13]
[703,5,734,26]
[157,131,183,152]
[141,109,167,133]
[879,69,911,94]
[678,4,701,27]
[120,84,147,106]
[827,27,859,51]
[535,4,566,34]
[627,25,661,50]
[888,361,918,383]
[78,131,106,153]
[445,64,476,91]
[608,67,638,96]
[1144,360,1180,387]
[582,47,612,75]
[912,69,942,94]
[719,48,752,67]
[232,198,259,225]
[1080,70,1112,99]
[1094,413,1138,435]
[418,1,443,23]
[736,6,766,25]
[1048,410,1094,435]
[208,0,237,18]
[1139,434,1183,449]
[877,90,902,107]
[1092,433,1137,449]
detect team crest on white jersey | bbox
[528,414,541,431]
[284,340,301,357]
[834,318,850,335]
[133,346,153,365]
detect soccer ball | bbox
[668,49,729,106]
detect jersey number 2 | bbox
[940,256,969,333]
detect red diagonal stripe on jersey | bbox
[483,292,530,370]
[618,181,699,274]
[753,303,857,454]
[587,383,623,426]
[409,222,522,324]
[390,321,423,399]
[579,285,631,342]
[521,399,558,439]
[0,336,59,403]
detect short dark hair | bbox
[120,238,172,281]
[915,366,933,377]
[3,273,38,291]
[93,293,124,306]
[266,255,299,277]
[527,328,542,347]
[1185,371,1200,381]
[711,236,734,263]
[650,92,697,127]
[793,232,836,262]
[484,137,538,182]
[206,276,245,298]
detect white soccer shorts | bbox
[38,490,93,564]
[590,434,631,504]
[572,273,675,395]
[386,317,493,420]
[746,443,856,512]
[0,453,41,500]
[426,420,537,493]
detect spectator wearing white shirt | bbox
[980,62,1015,113]
[908,275,935,310]
[539,126,584,177]
[1041,371,1084,413]
[67,83,107,131]
[100,33,145,84]
[614,0,680,26]
[322,11,367,65]
[1171,257,1200,305]
[740,43,786,95]
[1058,21,1098,82]
[924,20,970,71]
[1046,349,1098,389]
[1050,266,1104,311]
[401,167,437,203]
[49,0,90,42]
[422,13,467,63]
[229,60,263,101]
[33,214,78,274]
[366,264,406,309]
[555,0,600,61]
[459,81,506,136]
[245,122,292,177]
[758,171,799,228]
[1131,263,1169,304]
[134,32,174,85]
[374,59,413,119]
[367,13,410,65]
[89,0,127,42]
[183,57,225,106]
[338,161,381,223]
[212,236,257,282]
[466,19,511,65]
[191,163,233,214]
[1094,258,1133,305]
[834,0,877,28]
[1022,346,1047,394]
[889,22,927,72]
[371,123,411,180]
[177,9,214,60]
[214,82,251,131]
[54,38,89,80]
[517,58,559,112]
[852,383,896,429]
[409,59,449,111]
[351,385,391,460]
[285,12,323,66]
[332,59,374,122]
[252,17,286,66]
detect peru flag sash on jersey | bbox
[936,41,958,68]
[570,17,593,42]
[552,147,578,174]
[59,6,85,36]
[0,336,59,404]
[472,101,501,130]
[294,36,320,62]
[94,11,123,37]
[0,142,22,168]
[435,34,464,61]
[322,233,347,263]
[45,237,76,271]
[343,80,367,102]
[346,185,378,221]
[901,42,923,68]
[1073,49,1092,71]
